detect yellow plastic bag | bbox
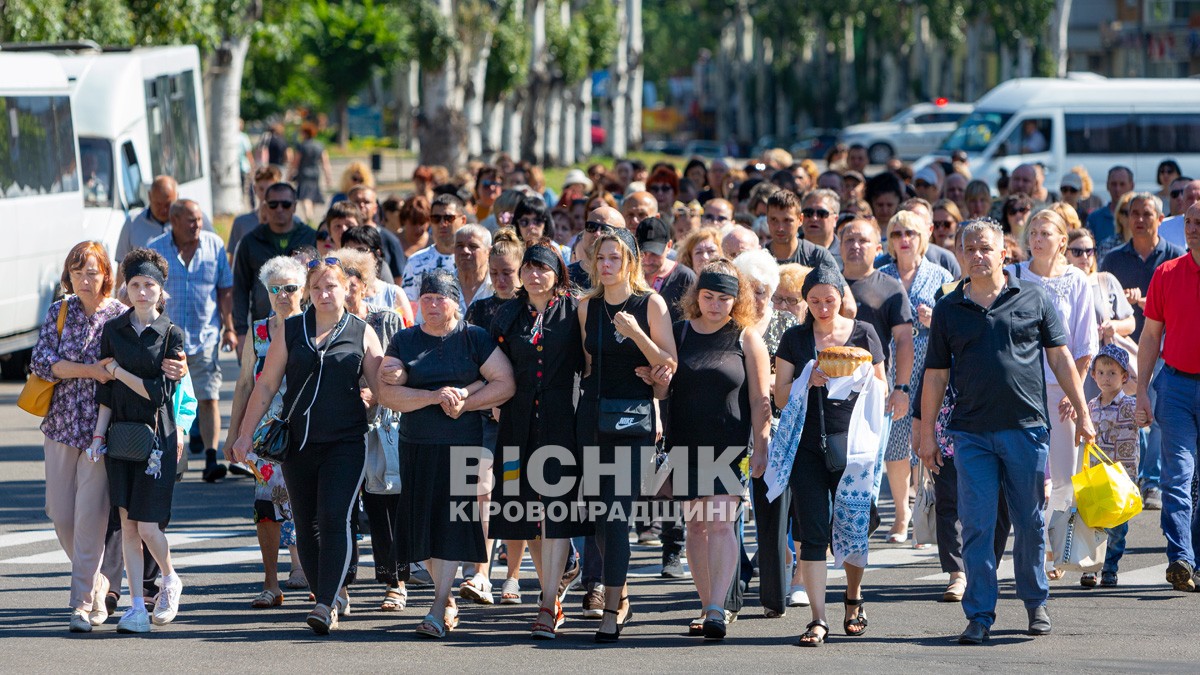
[1071,442,1143,529]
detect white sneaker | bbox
[152,574,183,626]
[89,575,110,626]
[787,584,810,607]
[117,607,151,633]
[69,609,92,633]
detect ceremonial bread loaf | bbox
[817,346,872,378]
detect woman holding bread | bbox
[764,263,885,646]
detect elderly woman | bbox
[1008,210,1098,518]
[224,255,309,609]
[733,249,800,618]
[90,248,187,634]
[677,227,723,273]
[340,225,414,324]
[333,248,410,612]
[378,269,516,639]
[578,228,677,643]
[767,264,886,646]
[878,211,952,543]
[30,242,134,632]
[663,259,771,640]
[231,258,386,635]
[773,263,813,322]
[487,240,586,638]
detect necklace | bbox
[603,296,631,344]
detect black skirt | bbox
[107,433,178,525]
[393,442,487,563]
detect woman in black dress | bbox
[231,258,386,635]
[489,239,586,639]
[90,248,185,634]
[765,264,886,646]
[663,260,771,640]
[378,269,516,639]
[577,228,676,642]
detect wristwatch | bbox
[894,383,911,394]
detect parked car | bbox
[789,128,842,161]
[839,101,973,163]
[643,139,686,156]
[682,139,727,159]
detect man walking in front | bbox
[921,220,1095,644]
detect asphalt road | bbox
[1,354,1198,673]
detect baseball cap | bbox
[843,170,865,184]
[636,216,671,255]
[914,166,939,187]
[1060,172,1083,191]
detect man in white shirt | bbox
[401,193,463,301]
[1158,178,1199,250]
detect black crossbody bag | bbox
[107,322,175,463]
[595,299,653,437]
[804,325,848,472]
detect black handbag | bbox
[107,419,159,462]
[803,324,848,473]
[595,300,653,437]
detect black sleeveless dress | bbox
[667,320,751,501]
[280,309,369,451]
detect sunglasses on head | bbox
[585,220,612,233]
[307,257,341,269]
[267,200,295,210]
[269,284,301,295]
[802,207,831,219]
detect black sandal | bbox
[594,597,632,643]
[797,619,828,647]
[701,605,726,641]
[844,594,868,636]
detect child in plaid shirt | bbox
[1081,344,1139,588]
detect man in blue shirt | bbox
[148,200,235,482]
[1086,166,1134,245]
[921,219,1095,644]
[116,175,214,262]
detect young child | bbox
[1080,343,1139,588]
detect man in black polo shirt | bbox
[637,216,695,323]
[1100,192,1185,509]
[921,220,1095,645]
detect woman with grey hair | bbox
[224,255,309,608]
[733,249,801,618]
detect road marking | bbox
[1113,562,1167,587]
[0,530,60,549]
[1,529,242,565]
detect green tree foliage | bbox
[581,0,618,70]
[0,0,135,44]
[484,0,529,101]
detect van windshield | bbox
[940,111,1013,153]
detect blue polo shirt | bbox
[1099,236,1186,340]
[1086,204,1116,244]
[148,230,234,356]
[926,272,1067,433]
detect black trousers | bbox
[362,491,406,584]
[750,476,791,613]
[282,439,365,607]
[932,454,1011,574]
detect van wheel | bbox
[0,349,31,381]
[868,143,894,165]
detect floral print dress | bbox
[250,317,295,546]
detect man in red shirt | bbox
[1137,202,1200,592]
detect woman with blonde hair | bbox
[878,211,952,543]
[665,259,771,639]
[931,199,964,249]
[677,227,723,273]
[1097,191,1137,260]
[1006,209,1098,536]
[332,161,376,205]
[963,180,993,220]
[1047,201,1082,231]
[577,228,677,642]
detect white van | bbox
[57,46,211,257]
[0,53,84,373]
[921,76,1200,193]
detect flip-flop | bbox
[250,589,284,608]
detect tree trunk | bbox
[545,80,563,166]
[560,85,577,166]
[502,92,523,157]
[838,18,857,124]
[734,1,754,148]
[575,77,593,158]
[714,23,733,143]
[608,0,629,157]
[465,32,494,159]
[626,0,643,149]
[482,99,502,157]
[206,35,250,217]
[754,33,771,142]
[964,18,984,101]
[520,0,548,163]
[1050,0,1073,77]
[1017,36,1033,78]
[393,62,420,152]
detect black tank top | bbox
[281,309,368,447]
[581,293,654,401]
[667,320,749,451]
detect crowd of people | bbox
[27,144,1200,647]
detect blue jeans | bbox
[952,426,1050,628]
[1103,522,1129,574]
[1139,359,1165,490]
[1154,367,1200,567]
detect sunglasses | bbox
[481,179,501,189]
[701,213,730,223]
[914,180,933,188]
[1009,206,1031,215]
[802,208,832,219]
[517,217,542,228]
[888,229,921,239]
[267,200,295,210]
[1060,186,1079,194]
[648,184,673,193]
[316,230,331,241]
[307,257,341,269]
[1067,247,1095,257]
[585,220,613,233]
[430,213,459,224]
[932,219,956,229]
[1171,189,1184,198]
[269,284,301,295]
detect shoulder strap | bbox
[56,298,69,335]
